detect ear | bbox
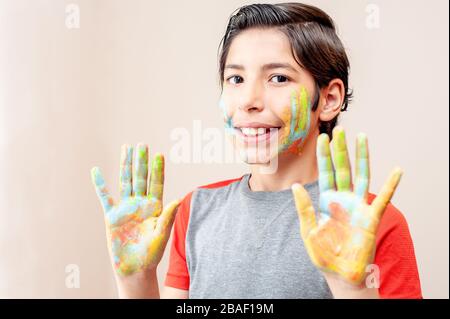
[318,79,345,122]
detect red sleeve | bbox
[369,194,423,299]
[164,191,192,290]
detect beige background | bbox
[0,0,448,298]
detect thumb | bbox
[369,167,403,231]
[155,199,181,234]
[292,183,317,239]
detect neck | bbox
[248,129,319,192]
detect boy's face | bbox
[220,28,320,164]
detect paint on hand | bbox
[292,127,403,284]
[91,144,180,276]
[278,85,311,155]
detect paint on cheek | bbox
[278,85,311,155]
[219,97,234,134]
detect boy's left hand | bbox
[292,126,403,285]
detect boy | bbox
[91,3,422,298]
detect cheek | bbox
[218,96,234,130]
[267,94,292,128]
[278,106,292,140]
[219,88,239,111]
[277,85,313,154]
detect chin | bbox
[238,146,279,165]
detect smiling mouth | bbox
[237,127,279,136]
[233,126,282,142]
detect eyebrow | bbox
[224,62,298,73]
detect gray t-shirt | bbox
[185,174,333,299]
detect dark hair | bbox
[217,2,353,139]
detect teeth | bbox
[240,127,269,136]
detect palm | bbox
[292,127,402,284]
[107,197,162,273]
[308,190,375,283]
[91,144,179,276]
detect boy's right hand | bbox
[91,144,180,277]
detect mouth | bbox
[233,124,282,143]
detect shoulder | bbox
[198,176,245,190]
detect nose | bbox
[239,80,265,112]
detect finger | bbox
[119,144,133,199]
[370,167,403,222]
[317,133,336,192]
[354,133,370,200]
[148,153,165,201]
[292,183,317,239]
[155,199,181,234]
[91,167,114,212]
[332,126,352,192]
[132,143,149,197]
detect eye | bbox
[226,75,244,85]
[270,75,289,83]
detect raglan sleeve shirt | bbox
[164,186,422,298]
